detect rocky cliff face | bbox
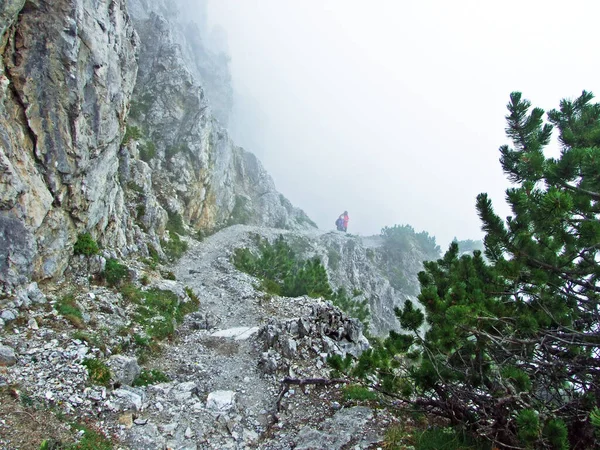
[0,0,314,292]
[0,0,138,289]
[125,6,315,234]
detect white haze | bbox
[197,0,600,249]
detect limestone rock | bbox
[0,0,138,287]
[112,388,144,412]
[0,344,16,366]
[109,355,141,386]
[294,406,377,450]
[206,390,236,411]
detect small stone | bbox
[113,388,143,411]
[185,426,193,438]
[28,318,39,330]
[0,310,17,322]
[134,418,148,425]
[0,345,16,366]
[161,423,178,435]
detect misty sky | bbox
[203,0,600,248]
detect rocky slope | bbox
[0,226,401,449]
[0,1,438,448]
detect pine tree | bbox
[353,91,600,449]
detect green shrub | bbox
[543,419,569,450]
[72,331,105,352]
[328,248,341,270]
[233,235,333,299]
[132,369,170,386]
[227,196,252,226]
[81,358,111,387]
[103,259,129,287]
[127,182,144,194]
[413,427,485,450]
[147,244,159,261]
[136,204,146,220]
[166,211,186,236]
[73,233,99,256]
[516,409,540,445]
[68,423,112,449]
[342,384,377,401]
[129,93,154,120]
[120,283,144,303]
[184,287,200,309]
[57,295,84,328]
[123,125,142,144]
[135,288,198,341]
[133,333,150,347]
[161,270,176,280]
[161,233,188,261]
[165,144,186,159]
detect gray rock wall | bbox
[0,0,138,288]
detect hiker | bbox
[335,211,349,232]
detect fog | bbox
[198,0,600,248]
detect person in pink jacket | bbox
[338,211,349,232]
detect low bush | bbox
[342,384,377,402]
[103,259,129,287]
[81,358,111,387]
[123,125,142,144]
[68,423,113,449]
[73,233,99,256]
[57,295,84,329]
[166,211,186,236]
[161,233,188,261]
[134,288,199,341]
[161,270,176,280]
[132,369,170,386]
[233,235,332,299]
[139,141,156,162]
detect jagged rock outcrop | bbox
[128,0,233,125]
[124,6,315,234]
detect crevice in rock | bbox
[1,20,40,171]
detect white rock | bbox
[28,318,39,330]
[113,389,143,411]
[206,390,236,411]
[210,326,260,340]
